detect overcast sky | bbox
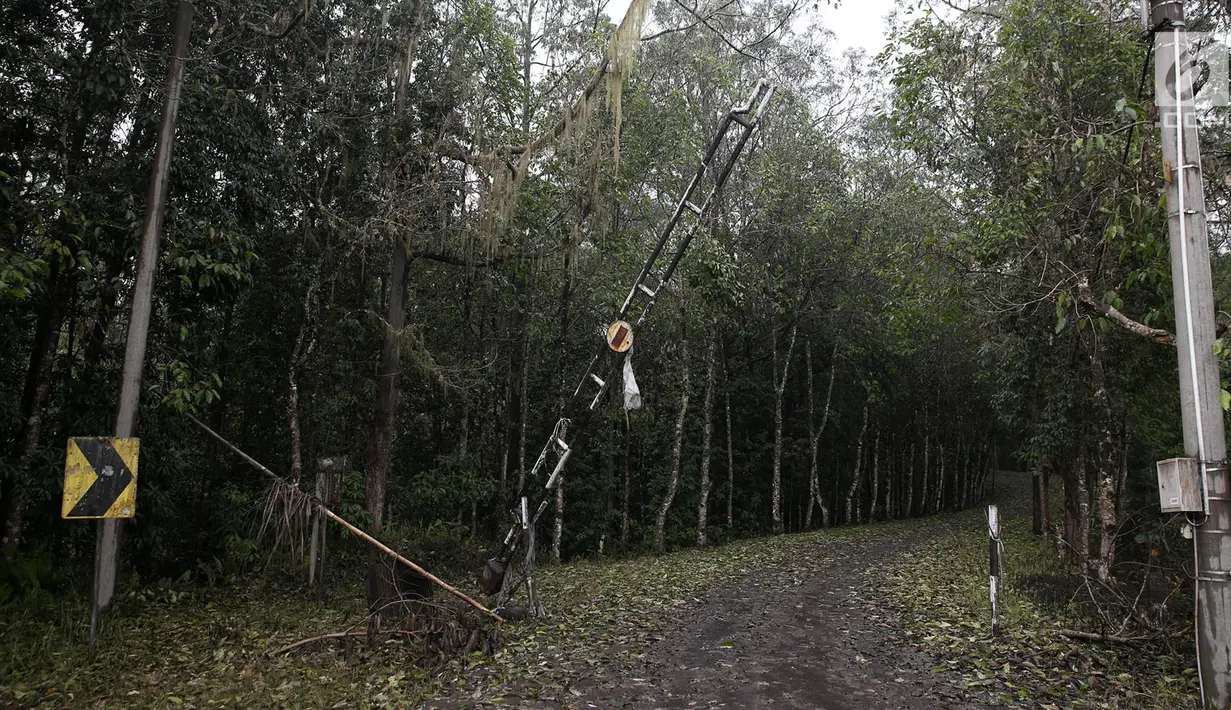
[603,0,900,62]
[818,0,897,59]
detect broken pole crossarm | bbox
[484,81,775,593]
[183,414,502,623]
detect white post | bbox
[988,504,1001,637]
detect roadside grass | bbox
[4,475,1198,709]
[885,473,1200,709]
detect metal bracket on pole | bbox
[494,497,546,618]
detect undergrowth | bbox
[0,523,880,709]
[1,473,1200,709]
[884,474,1199,709]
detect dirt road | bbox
[426,521,987,709]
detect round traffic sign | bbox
[607,321,633,353]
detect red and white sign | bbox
[607,321,633,353]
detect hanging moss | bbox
[605,0,651,171]
[477,0,650,235]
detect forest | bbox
[2,0,1229,706]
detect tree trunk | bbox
[724,347,735,528]
[1089,338,1119,583]
[1063,460,1079,559]
[696,338,717,547]
[968,438,978,506]
[869,429,881,522]
[885,436,894,520]
[500,373,511,494]
[498,325,519,497]
[518,339,529,492]
[906,440,916,518]
[805,341,836,530]
[844,397,870,525]
[1116,418,1129,521]
[362,15,426,529]
[981,440,990,499]
[552,202,591,562]
[2,265,72,552]
[601,417,617,554]
[655,345,691,554]
[1042,464,1052,545]
[552,481,564,562]
[621,422,632,549]
[921,428,931,516]
[770,324,797,534]
[936,443,946,512]
[287,254,325,487]
[956,435,967,509]
[956,438,964,506]
[365,239,408,530]
[804,354,814,530]
[520,0,536,135]
[1073,456,1092,574]
[1032,470,1044,535]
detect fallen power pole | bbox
[1147,1,1231,707]
[478,80,775,616]
[90,0,194,649]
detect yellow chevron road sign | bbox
[62,438,139,519]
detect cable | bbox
[1194,522,1204,704]
[1172,25,1208,486]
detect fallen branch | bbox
[1057,629,1144,645]
[1076,280,1175,345]
[273,629,420,655]
[185,414,503,623]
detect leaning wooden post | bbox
[308,470,323,587]
[988,504,1002,637]
[185,415,502,622]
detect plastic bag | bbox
[623,350,642,410]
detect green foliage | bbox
[0,0,1183,662]
[0,549,64,607]
[889,0,1188,581]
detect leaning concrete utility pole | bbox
[1148,1,1231,706]
[90,0,194,648]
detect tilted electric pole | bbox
[1148,1,1231,706]
[90,0,194,648]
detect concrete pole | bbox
[1149,2,1231,706]
[90,0,193,647]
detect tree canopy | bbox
[0,0,1222,622]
